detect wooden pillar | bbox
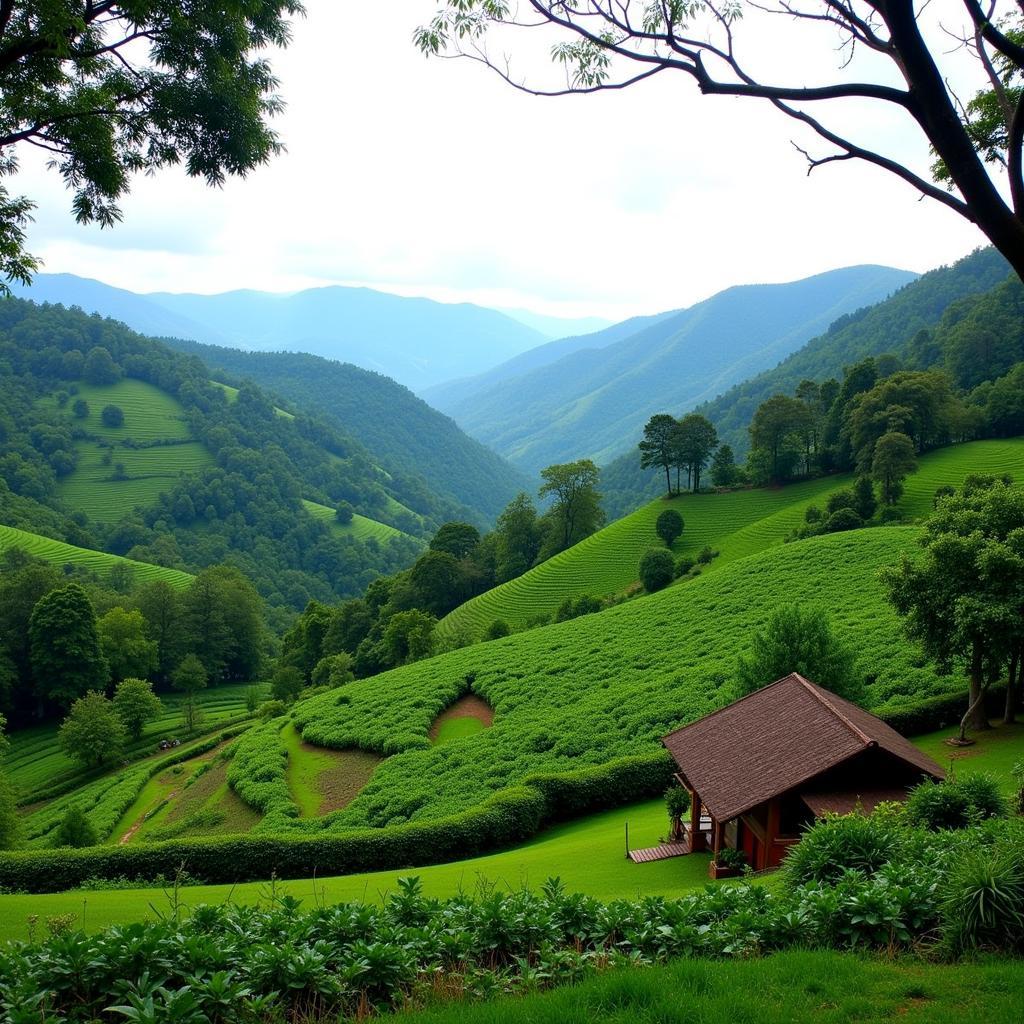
[690,790,705,852]
[712,818,723,863]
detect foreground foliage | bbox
[0,811,1020,1022]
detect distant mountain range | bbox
[425,265,919,476]
[11,274,607,390]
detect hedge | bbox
[0,752,670,893]
[876,685,1008,736]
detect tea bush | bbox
[905,774,1008,830]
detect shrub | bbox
[1014,761,1024,815]
[258,699,287,720]
[100,404,124,427]
[655,509,684,547]
[335,500,354,525]
[696,545,717,564]
[639,548,675,593]
[665,785,691,824]
[804,505,823,524]
[54,806,97,848]
[906,774,1008,830]
[716,848,747,871]
[674,557,695,578]
[72,398,89,419]
[941,847,1024,954]
[784,813,902,885]
[879,506,903,524]
[822,508,863,533]
[933,484,956,506]
[825,489,857,516]
[270,665,305,703]
[485,619,511,640]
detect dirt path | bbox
[119,790,178,845]
[428,694,494,741]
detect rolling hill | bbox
[426,265,917,476]
[12,273,552,391]
[438,438,1024,641]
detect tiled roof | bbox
[661,673,944,822]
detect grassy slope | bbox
[4,682,263,803]
[440,438,1024,640]
[390,953,1024,1024]
[301,498,411,545]
[0,524,193,589]
[287,528,968,833]
[2,724,1019,940]
[41,378,214,521]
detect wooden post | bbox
[624,821,629,859]
[690,790,705,853]
[712,818,723,864]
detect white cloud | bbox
[16,0,993,320]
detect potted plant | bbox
[711,847,747,879]
[665,785,691,843]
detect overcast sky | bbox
[20,1,994,322]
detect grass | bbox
[4,682,265,803]
[0,523,193,590]
[433,717,488,743]
[0,724,1018,940]
[302,498,411,544]
[283,527,975,832]
[282,722,382,817]
[210,380,294,419]
[390,951,1024,1024]
[430,694,495,745]
[439,438,1024,640]
[915,720,1024,796]
[40,378,215,522]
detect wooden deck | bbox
[628,839,692,863]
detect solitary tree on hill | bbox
[656,509,684,548]
[418,4,1024,282]
[538,459,604,556]
[872,431,918,505]
[639,414,680,495]
[112,678,163,741]
[59,691,125,768]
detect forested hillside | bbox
[159,339,528,521]
[0,299,444,613]
[602,248,1011,518]
[428,265,916,475]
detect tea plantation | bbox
[243,527,964,833]
[302,499,415,545]
[40,378,215,522]
[439,438,1024,640]
[0,524,193,588]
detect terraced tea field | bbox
[5,682,265,806]
[302,499,414,545]
[440,439,1024,640]
[40,378,215,522]
[246,527,962,834]
[0,524,193,588]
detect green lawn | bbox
[395,951,1024,1024]
[915,720,1024,796]
[0,524,192,591]
[433,717,488,744]
[439,438,1024,640]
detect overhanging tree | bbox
[418,2,1024,280]
[0,0,303,292]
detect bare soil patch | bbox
[428,694,494,742]
[311,746,384,814]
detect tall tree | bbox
[882,480,1024,738]
[0,0,303,291]
[58,691,125,767]
[172,654,208,734]
[97,607,158,683]
[133,580,184,683]
[112,677,163,740]
[749,395,812,482]
[418,4,1024,282]
[28,583,108,710]
[710,444,739,487]
[538,459,604,556]
[0,712,18,849]
[494,492,543,581]
[872,431,918,505]
[639,413,680,495]
[429,523,481,559]
[675,413,718,492]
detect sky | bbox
[19,1,995,322]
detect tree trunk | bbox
[664,463,671,496]
[1005,646,1021,725]
[960,643,992,740]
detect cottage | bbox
[661,672,944,877]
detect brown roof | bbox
[661,673,943,822]
[799,788,914,817]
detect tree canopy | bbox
[418,3,1024,280]
[0,0,303,291]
